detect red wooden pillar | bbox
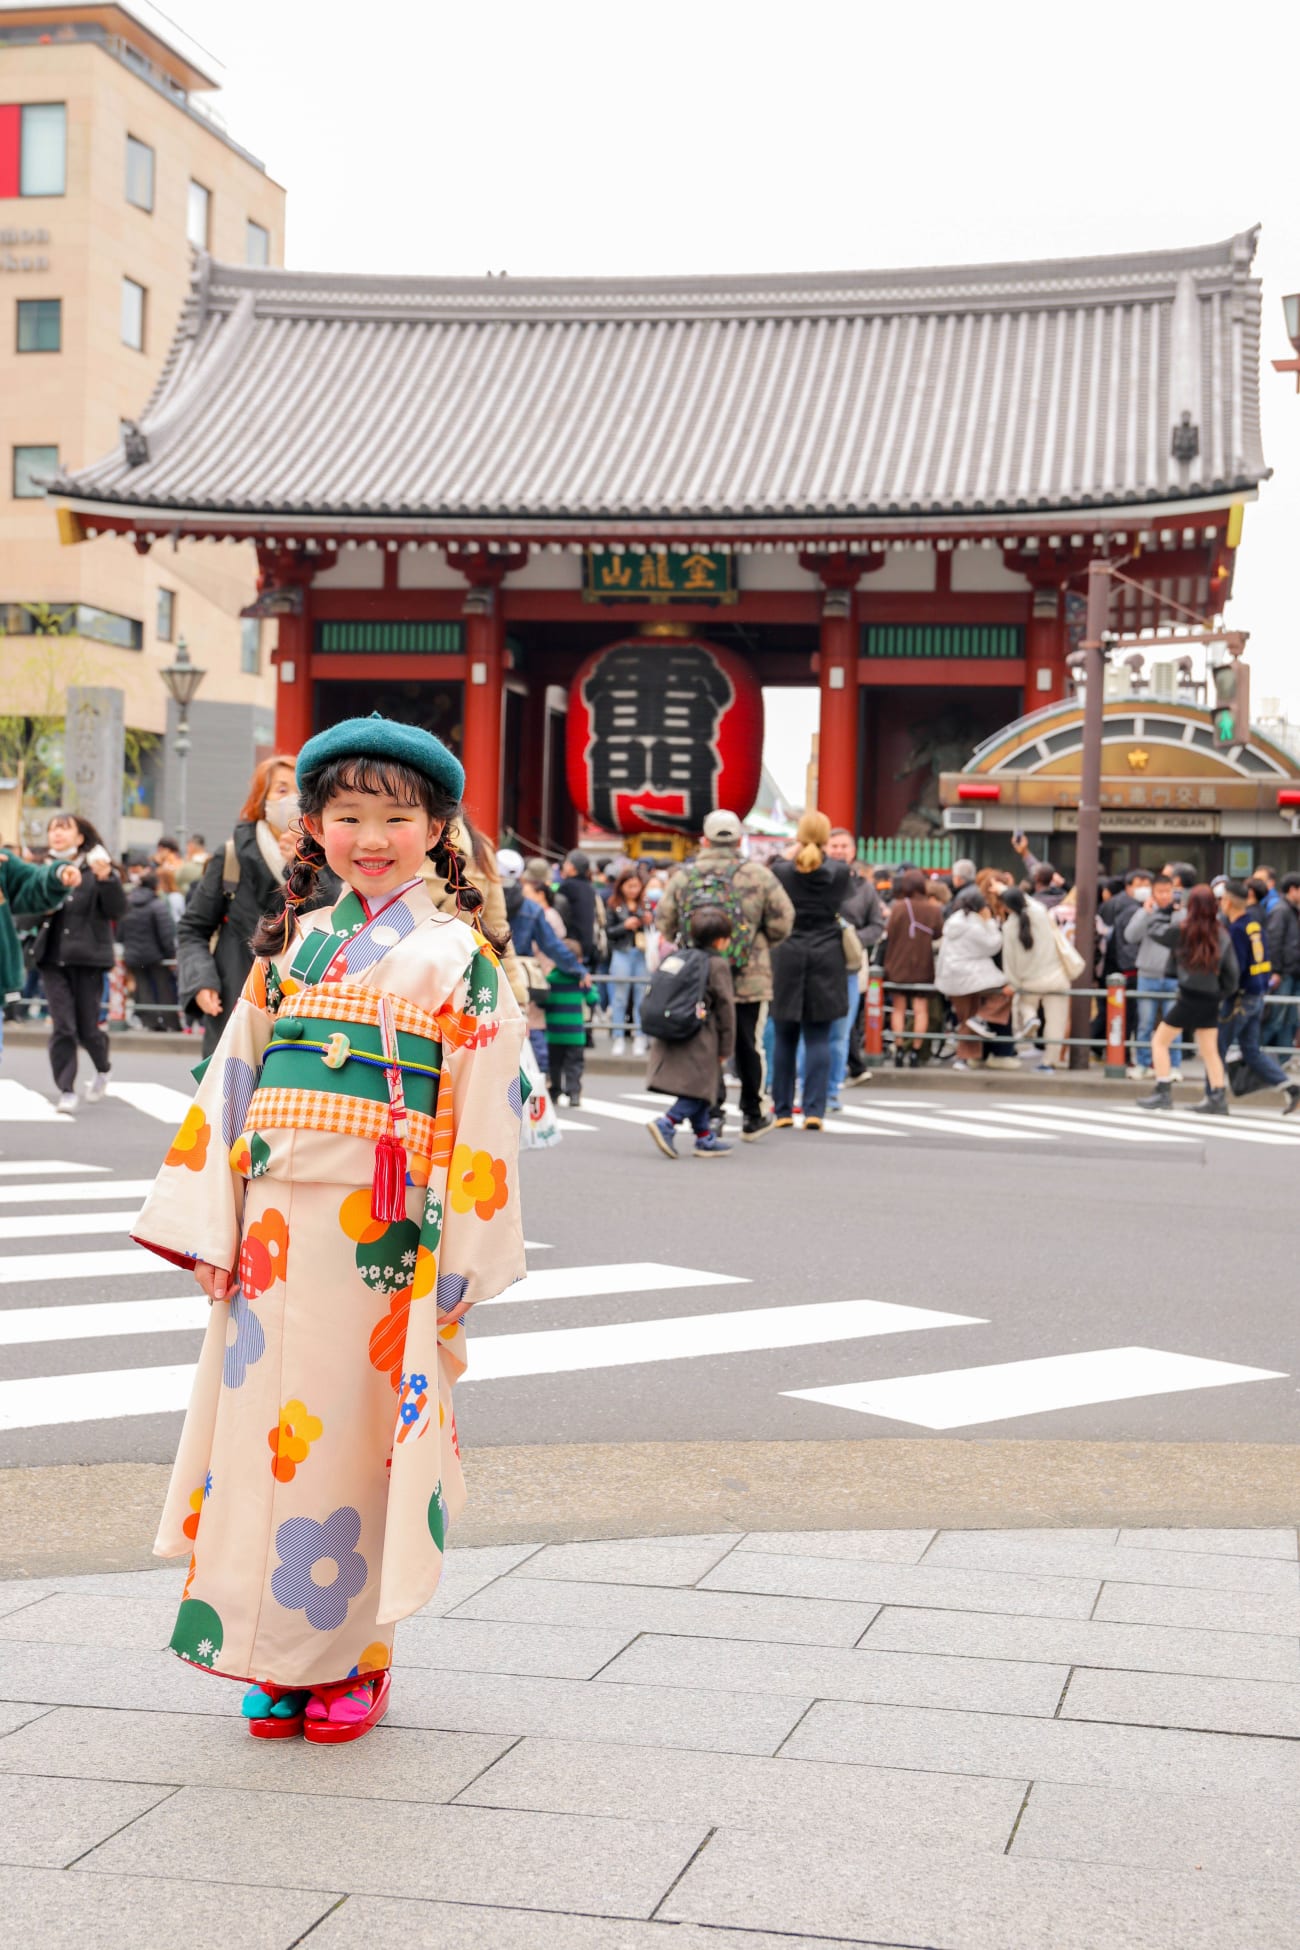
[802,552,872,832]
[448,547,527,842]
[259,547,319,754]
[1025,580,1068,706]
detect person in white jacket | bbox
[1000,886,1071,1069]
[935,886,1015,1070]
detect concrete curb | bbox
[3,1443,1297,1578]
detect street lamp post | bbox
[1272,293,1300,391]
[158,636,206,849]
[1068,561,1113,1069]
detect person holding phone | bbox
[39,812,126,1113]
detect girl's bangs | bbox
[316,756,434,810]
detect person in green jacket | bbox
[1,848,81,1056]
[542,940,592,1107]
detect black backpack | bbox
[640,947,712,1042]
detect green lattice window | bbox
[316,621,465,654]
[863,625,1024,659]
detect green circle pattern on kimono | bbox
[468,949,499,1014]
[356,1218,420,1300]
[421,1191,443,1250]
[171,1597,223,1668]
[427,1481,448,1552]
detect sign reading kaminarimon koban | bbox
[566,637,763,834]
[583,549,736,603]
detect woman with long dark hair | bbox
[606,865,649,1056]
[999,885,1071,1071]
[39,811,126,1113]
[1137,885,1238,1114]
[768,811,851,1129]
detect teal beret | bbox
[297,712,464,803]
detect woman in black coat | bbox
[768,811,851,1130]
[176,753,338,1057]
[40,812,127,1113]
[121,871,178,1031]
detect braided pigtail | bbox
[432,818,509,954]
[249,828,328,957]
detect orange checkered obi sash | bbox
[245,984,453,1169]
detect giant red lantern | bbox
[566,636,764,836]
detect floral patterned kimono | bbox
[133,878,526,1688]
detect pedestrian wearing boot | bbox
[1137,885,1238,1114]
[1216,881,1300,1114]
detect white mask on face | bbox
[264,792,300,834]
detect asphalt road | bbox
[0,1039,1295,1469]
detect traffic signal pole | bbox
[1069,561,1111,1069]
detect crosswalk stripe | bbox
[0,1178,154,1206]
[554,1118,598,1131]
[943,1107,1196,1146]
[105,1080,194,1124]
[1007,1101,1300,1148]
[479,1261,748,1309]
[0,1210,142,1242]
[0,1160,107,1177]
[786,1346,1288,1431]
[557,1098,676,1128]
[0,1294,206,1345]
[833,1104,1055,1142]
[420,1298,985,1383]
[0,1246,159,1287]
[0,1080,61,1121]
[0,1362,198,1432]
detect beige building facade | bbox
[0,2,284,839]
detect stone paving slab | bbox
[0,1641,239,1716]
[510,1536,742,1586]
[0,1772,175,1867]
[395,1615,636,1680]
[1094,1579,1300,1634]
[1116,1527,1298,1560]
[731,1528,937,1562]
[595,1630,1069,1717]
[1012,1777,1300,1882]
[0,1706,516,1803]
[862,1602,1300,1682]
[80,1783,710,1915]
[448,1572,880,1646]
[0,1592,179,1650]
[661,1834,1300,1948]
[923,1531,1300,1594]
[0,1863,339,1950]
[783,1698,1300,1798]
[1062,1665,1300,1738]
[0,1702,51,1738]
[0,1580,55,1620]
[699,1549,1102,1618]
[454,1731,1027,1846]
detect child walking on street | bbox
[131,714,526,1743]
[645,907,736,1158]
[543,941,591,1106]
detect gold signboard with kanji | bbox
[583,548,736,604]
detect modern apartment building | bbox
[0,2,285,845]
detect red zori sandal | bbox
[302,1671,391,1744]
[243,1683,310,1739]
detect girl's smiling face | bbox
[304,787,443,901]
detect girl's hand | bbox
[195,1260,233,1304]
[195,988,223,1017]
[441,1298,473,1328]
[58,865,82,888]
[89,856,113,881]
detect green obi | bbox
[260,1014,443,1118]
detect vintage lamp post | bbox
[1273,293,1300,391]
[158,636,206,848]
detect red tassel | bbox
[371,1132,408,1222]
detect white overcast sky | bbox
[139,2,1300,800]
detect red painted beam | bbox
[857,658,1026,687]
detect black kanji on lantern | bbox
[581,641,735,833]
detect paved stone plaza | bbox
[0,1526,1297,1948]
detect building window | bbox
[0,599,140,647]
[245,219,270,267]
[240,617,262,673]
[12,445,58,498]
[125,134,154,212]
[16,298,61,352]
[76,604,143,650]
[121,276,146,350]
[187,179,210,250]
[156,588,175,642]
[0,104,67,197]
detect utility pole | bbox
[1069,561,1111,1068]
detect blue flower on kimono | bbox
[223,1289,266,1389]
[408,1373,427,1393]
[399,1400,420,1426]
[203,1470,213,1500]
[436,1270,467,1316]
[507,1073,524,1121]
[222,1057,257,1148]
[271,1506,368,1632]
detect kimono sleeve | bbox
[434,944,528,1317]
[130,959,273,1275]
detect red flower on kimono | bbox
[238,1209,290,1299]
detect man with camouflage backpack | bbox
[655,809,794,1140]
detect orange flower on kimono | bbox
[165,1105,210,1172]
[450,1143,509,1220]
[268,1398,324,1482]
[238,1208,290,1299]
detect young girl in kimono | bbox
[132,714,526,1743]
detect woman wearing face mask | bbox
[176,754,340,1057]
